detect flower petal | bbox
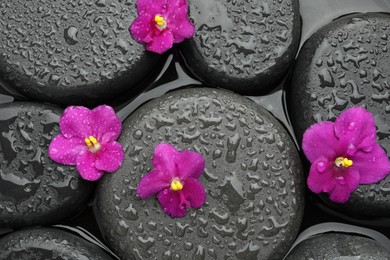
[328,168,360,203]
[95,142,124,173]
[157,188,187,218]
[60,106,92,139]
[302,121,345,163]
[334,107,377,155]
[90,105,122,143]
[175,150,205,179]
[130,15,155,43]
[168,8,195,43]
[137,169,171,199]
[146,29,174,54]
[49,135,86,165]
[351,144,390,184]
[136,0,166,15]
[181,177,206,208]
[307,157,337,194]
[167,0,188,11]
[76,152,104,181]
[152,143,178,177]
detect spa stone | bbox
[286,233,390,260]
[0,228,114,260]
[0,0,161,105]
[95,88,305,260]
[288,13,390,219]
[0,102,94,228]
[180,0,301,95]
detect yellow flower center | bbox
[170,179,183,191]
[85,136,101,153]
[155,15,167,30]
[335,157,353,168]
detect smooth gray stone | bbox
[288,13,390,218]
[0,102,94,228]
[0,228,113,260]
[180,0,301,95]
[286,233,390,260]
[0,0,161,105]
[95,88,305,260]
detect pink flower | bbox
[137,143,206,218]
[129,0,195,54]
[303,107,390,203]
[49,105,124,181]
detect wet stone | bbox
[95,88,305,260]
[180,0,301,95]
[0,102,94,228]
[285,233,390,260]
[288,13,390,219]
[0,228,113,260]
[0,0,161,105]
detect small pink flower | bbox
[303,107,390,203]
[130,0,195,54]
[49,105,124,181]
[137,143,206,218]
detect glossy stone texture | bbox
[0,228,113,260]
[286,233,390,260]
[180,0,301,95]
[288,13,390,218]
[95,88,305,260]
[0,102,94,228]
[0,0,161,105]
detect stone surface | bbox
[0,227,113,259]
[95,88,305,260]
[288,13,390,218]
[286,233,390,260]
[0,102,94,228]
[180,0,301,95]
[0,0,161,105]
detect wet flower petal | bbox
[157,188,187,218]
[130,0,195,54]
[307,157,337,194]
[49,135,86,165]
[95,142,125,172]
[76,152,104,181]
[328,168,360,203]
[181,177,206,208]
[146,29,174,54]
[60,106,92,139]
[351,144,390,184]
[91,105,122,143]
[137,169,171,199]
[175,150,205,179]
[302,121,345,163]
[130,15,155,43]
[334,107,377,155]
[152,143,178,177]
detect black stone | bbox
[0,0,161,105]
[0,102,94,228]
[0,227,114,259]
[288,13,390,219]
[180,0,301,95]
[95,88,305,260]
[286,233,390,259]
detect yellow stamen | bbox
[84,136,101,153]
[171,179,183,191]
[335,157,353,168]
[154,15,167,30]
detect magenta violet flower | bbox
[48,105,124,181]
[129,0,195,54]
[137,143,206,218]
[302,107,390,203]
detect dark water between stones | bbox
[0,0,390,256]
